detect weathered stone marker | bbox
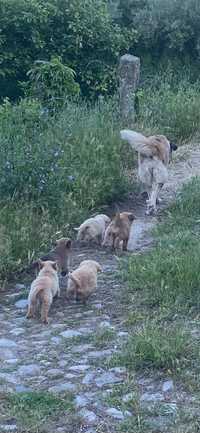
[119,54,140,126]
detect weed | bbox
[1,391,74,432]
[110,323,193,372]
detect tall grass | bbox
[125,177,200,313]
[136,75,200,142]
[0,97,130,279]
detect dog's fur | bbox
[32,238,72,277]
[26,260,60,324]
[75,214,111,245]
[120,130,177,214]
[102,212,135,250]
[66,260,102,303]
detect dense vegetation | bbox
[1,0,200,280]
[1,0,200,100]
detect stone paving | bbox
[1,143,200,432]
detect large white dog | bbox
[120,130,177,214]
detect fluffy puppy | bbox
[26,260,59,324]
[32,238,72,277]
[75,214,111,245]
[66,260,102,303]
[120,130,178,214]
[102,212,135,251]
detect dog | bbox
[120,130,178,214]
[66,260,102,303]
[74,214,111,245]
[32,238,72,277]
[26,260,60,324]
[102,212,135,250]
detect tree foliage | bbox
[0,0,134,100]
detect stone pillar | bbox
[119,54,140,126]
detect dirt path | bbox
[0,143,200,433]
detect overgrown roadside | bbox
[1,143,200,433]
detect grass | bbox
[110,322,193,372]
[1,391,75,433]
[1,73,200,280]
[0,96,131,280]
[107,176,200,433]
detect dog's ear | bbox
[51,261,58,271]
[38,259,45,270]
[96,263,103,272]
[127,213,135,222]
[65,239,72,249]
[170,142,178,152]
[114,212,121,223]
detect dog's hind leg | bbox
[41,294,52,324]
[146,183,163,215]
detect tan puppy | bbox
[26,260,59,324]
[120,130,177,215]
[102,212,135,251]
[32,238,72,277]
[75,214,111,245]
[67,260,102,303]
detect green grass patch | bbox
[110,323,193,372]
[125,177,200,313]
[2,391,74,432]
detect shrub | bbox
[26,57,80,110]
[0,0,134,100]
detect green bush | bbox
[26,56,80,109]
[0,0,134,100]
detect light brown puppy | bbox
[26,260,59,324]
[67,260,102,304]
[102,212,135,251]
[32,238,72,277]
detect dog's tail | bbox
[29,284,45,305]
[68,273,81,288]
[120,129,154,157]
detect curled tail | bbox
[29,285,44,305]
[120,129,154,157]
[68,273,80,288]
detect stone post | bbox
[119,54,140,126]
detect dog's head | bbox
[38,259,58,273]
[54,238,72,277]
[169,141,178,161]
[170,142,178,152]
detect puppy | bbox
[26,260,59,324]
[120,130,178,215]
[32,238,72,277]
[75,214,111,245]
[67,260,102,303]
[102,212,135,251]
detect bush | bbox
[26,57,80,110]
[0,0,134,100]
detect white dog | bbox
[120,130,177,214]
[75,214,111,244]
